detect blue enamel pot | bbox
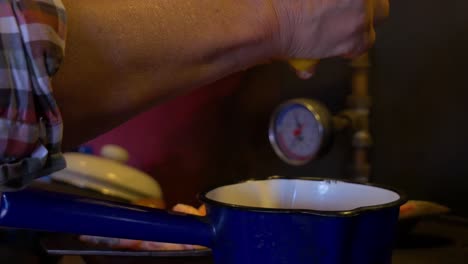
[0,177,405,264]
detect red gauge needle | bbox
[293,128,302,137]
[293,114,303,137]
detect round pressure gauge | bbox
[269,99,333,166]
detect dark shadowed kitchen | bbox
[0,0,467,263]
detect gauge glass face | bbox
[273,104,322,162]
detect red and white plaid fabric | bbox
[0,0,66,190]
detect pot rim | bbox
[198,176,407,217]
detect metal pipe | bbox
[348,53,372,183]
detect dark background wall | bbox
[371,0,468,216]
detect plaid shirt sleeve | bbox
[0,0,66,190]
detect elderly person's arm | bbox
[54,0,387,149]
[0,0,386,189]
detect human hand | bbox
[269,0,389,78]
